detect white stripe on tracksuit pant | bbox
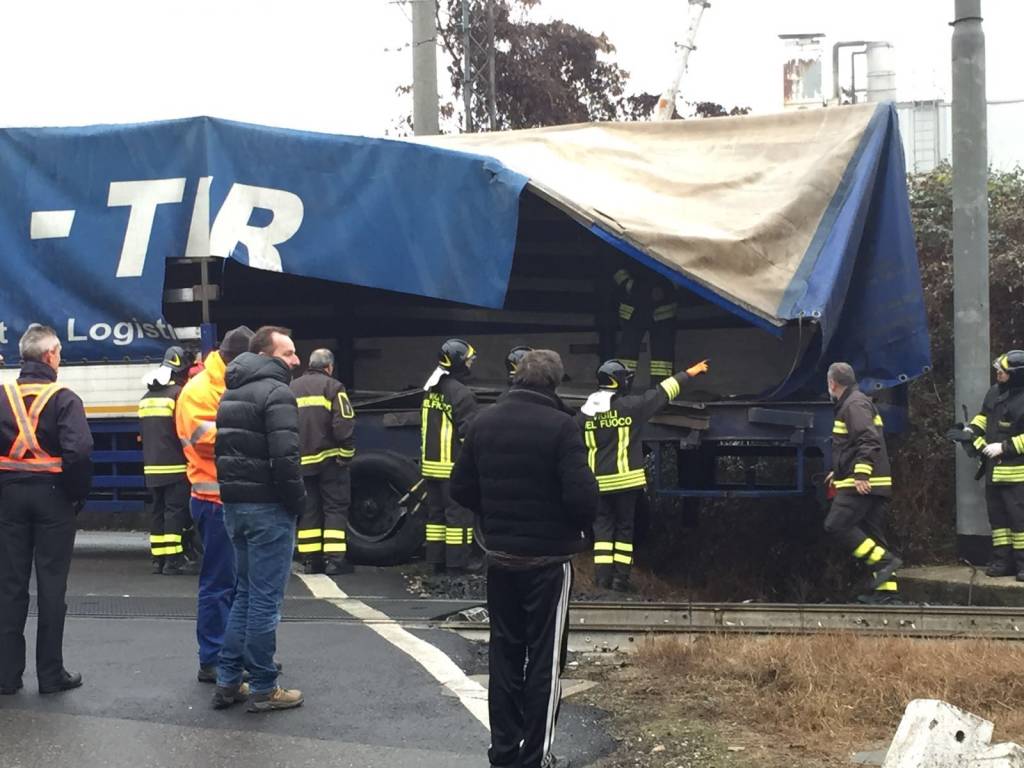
[486,560,572,768]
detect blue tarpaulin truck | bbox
[0,102,930,563]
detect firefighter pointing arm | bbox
[576,357,708,592]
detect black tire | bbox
[347,451,426,566]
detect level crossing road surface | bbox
[0,532,613,768]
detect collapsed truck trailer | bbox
[0,103,930,564]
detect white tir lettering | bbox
[109,179,186,277]
[183,176,213,259]
[209,183,303,272]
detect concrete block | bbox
[882,699,1024,768]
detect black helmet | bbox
[505,346,533,382]
[597,359,634,392]
[161,345,190,375]
[439,338,476,372]
[995,350,1024,387]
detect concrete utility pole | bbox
[951,0,990,561]
[412,0,440,136]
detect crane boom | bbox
[654,0,711,121]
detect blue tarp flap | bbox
[0,117,527,361]
[772,103,931,396]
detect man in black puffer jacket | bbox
[213,326,305,713]
[451,349,598,768]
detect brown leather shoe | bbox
[246,686,303,713]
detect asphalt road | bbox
[0,532,613,768]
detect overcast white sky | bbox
[1,0,1019,135]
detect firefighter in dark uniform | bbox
[612,266,678,381]
[964,350,1024,578]
[0,324,92,695]
[505,346,533,387]
[824,362,902,603]
[576,357,709,591]
[140,346,192,575]
[291,349,356,575]
[421,338,480,573]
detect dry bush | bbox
[636,633,1024,752]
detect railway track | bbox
[442,601,1024,650]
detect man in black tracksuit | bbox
[963,350,1024,578]
[139,345,192,575]
[452,349,598,768]
[824,362,902,603]
[291,349,356,575]
[421,338,480,573]
[576,357,709,591]
[0,324,92,695]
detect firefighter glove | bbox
[983,442,1005,459]
[685,360,710,377]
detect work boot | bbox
[857,591,902,605]
[302,557,325,575]
[0,680,23,695]
[324,558,354,576]
[151,558,163,575]
[594,572,613,590]
[986,546,1016,577]
[869,552,903,590]
[431,563,447,575]
[162,555,184,576]
[540,754,571,768]
[199,662,281,684]
[212,681,251,709]
[181,556,201,575]
[39,669,83,694]
[246,686,303,713]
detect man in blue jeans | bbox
[213,325,305,712]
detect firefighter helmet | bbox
[596,359,634,392]
[161,345,190,375]
[994,350,1024,386]
[505,346,533,382]
[439,338,476,372]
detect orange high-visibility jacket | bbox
[175,350,226,502]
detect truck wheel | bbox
[347,451,426,566]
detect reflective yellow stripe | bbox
[323,543,347,553]
[993,528,1012,546]
[1013,435,1024,454]
[866,546,886,565]
[652,303,677,321]
[971,414,988,430]
[853,463,873,476]
[151,544,183,556]
[992,465,1024,483]
[301,448,344,466]
[139,404,175,417]
[618,304,634,321]
[420,400,429,464]
[659,376,681,400]
[584,429,597,472]
[620,359,637,372]
[853,538,876,559]
[615,541,634,553]
[425,524,446,542]
[650,361,674,377]
[338,392,355,419]
[974,437,988,451]
[323,529,346,540]
[613,269,631,286]
[875,580,898,592]
[421,460,453,479]
[144,464,187,475]
[593,541,614,551]
[1012,532,1024,550]
[835,476,892,489]
[297,528,323,539]
[873,414,884,427]
[596,469,647,492]
[150,533,183,544]
[613,553,633,565]
[297,395,331,410]
[297,542,322,553]
[594,555,615,565]
[833,420,848,435]
[617,426,630,475]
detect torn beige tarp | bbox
[417,103,878,326]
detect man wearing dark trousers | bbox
[824,362,902,603]
[0,324,93,695]
[291,349,356,575]
[139,345,192,575]
[452,350,598,768]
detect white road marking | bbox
[297,572,490,730]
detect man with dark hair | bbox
[291,349,356,575]
[140,345,193,575]
[0,323,92,694]
[176,325,254,683]
[824,361,902,603]
[451,349,598,768]
[213,325,304,712]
